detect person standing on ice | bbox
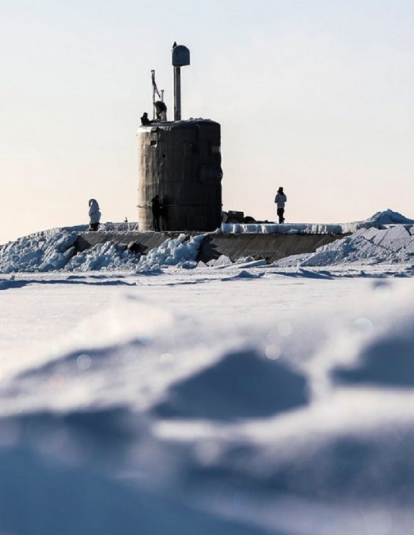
[88,199,101,231]
[275,187,287,224]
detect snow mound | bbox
[0,231,204,273]
[359,209,414,228]
[0,232,79,273]
[275,224,414,267]
[152,348,309,421]
[137,233,204,271]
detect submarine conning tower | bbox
[137,44,223,232]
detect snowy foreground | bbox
[2,211,414,535]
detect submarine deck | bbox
[75,231,344,264]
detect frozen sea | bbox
[2,211,414,535]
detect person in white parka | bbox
[88,199,101,231]
[275,187,287,224]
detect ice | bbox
[2,278,414,533]
[375,224,412,251]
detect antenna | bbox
[172,43,190,121]
[151,70,161,120]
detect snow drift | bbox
[0,232,205,274]
[275,223,414,267]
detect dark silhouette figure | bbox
[141,112,151,126]
[154,100,167,121]
[151,195,162,231]
[275,187,287,224]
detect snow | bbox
[2,210,414,534]
[221,208,414,235]
[274,224,414,267]
[0,232,204,274]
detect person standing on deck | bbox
[151,195,162,231]
[275,187,287,224]
[88,199,101,231]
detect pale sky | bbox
[1,0,414,244]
